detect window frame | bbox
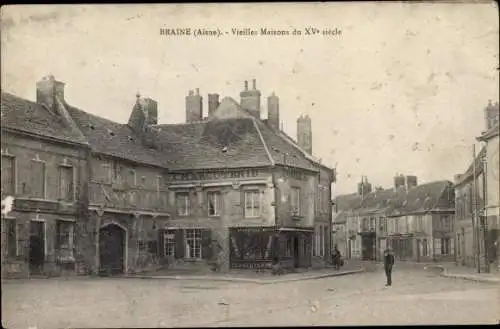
[30,158,46,199]
[58,164,75,202]
[176,192,190,216]
[207,191,221,217]
[184,229,202,260]
[244,190,261,218]
[1,154,16,195]
[291,187,301,216]
[163,230,176,258]
[56,220,75,260]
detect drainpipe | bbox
[272,167,279,264]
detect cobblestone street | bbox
[2,268,499,328]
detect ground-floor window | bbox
[56,220,75,261]
[422,239,428,256]
[185,229,202,259]
[163,230,176,257]
[2,218,18,257]
[434,238,442,256]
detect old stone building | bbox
[334,175,455,262]
[1,77,89,278]
[156,79,334,271]
[477,101,499,271]
[1,76,335,276]
[454,147,486,268]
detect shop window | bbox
[185,229,202,259]
[163,230,176,257]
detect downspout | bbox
[272,167,280,264]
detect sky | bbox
[1,3,499,195]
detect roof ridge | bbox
[252,117,275,166]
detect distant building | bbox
[334,175,455,262]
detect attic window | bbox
[108,129,115,136]
[402,200,408,206]
[89,124,95,130]
[222,146,228,153]
[128,136,134,141]
[414,198,420,205]
[273,147,280,153]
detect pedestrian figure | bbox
[332,244,342,270]
[383,247,395,287]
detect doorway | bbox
[293,236,299,268]
[29,221,45,275]
[99,224,126,276]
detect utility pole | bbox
[472,144,481,273]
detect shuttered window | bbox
[58,165,74,201]
[1,155,15,195]
[30,160,45,198]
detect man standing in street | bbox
[383,247,395,287]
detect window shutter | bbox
[158,230,165,258]
[202,229,212,260]
[175,229,184,259]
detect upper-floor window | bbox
[1,155,15,195]
[113,162,122,184]
[30,160,45,198]
[125,168,136,186]
[58,165,74,202]
[291,187,301,216]
[207,191,221,217]
[176,192,190,216]
[370,217,375,230]
[244,190,261,218]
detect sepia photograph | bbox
[1,2,499,327]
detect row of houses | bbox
[333,175,455,262]
[1,75,335,278]
[333,101,499,270]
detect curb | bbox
[122,268,364,284]
[424,265,500,284]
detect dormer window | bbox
[108,129,115,136]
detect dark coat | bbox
[383,250,395,269]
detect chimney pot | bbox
[196,88,200,95]
[244,80,248,91]
[252,79,256,90]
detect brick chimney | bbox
[267,92,280,130]
[36,75,65,110]
[186,88,203,123]
[240,79,261,119]
[357,176,372,198]
[405,175,418,190]
[297,114,312,154]
[394,173,405,190]
[208,93,220,118]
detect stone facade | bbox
[1,76,335,277]
[1,108,88,278]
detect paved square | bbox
[2,268,499,328]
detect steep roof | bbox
[477,123,499,142]
[65,105,175,167]
[335,180,453,218]
[1,92,87,145]
[156,117,273,170]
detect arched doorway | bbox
[99,223,126,276]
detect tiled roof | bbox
[334,193,362,212]
[66,105,174,167]
[156,117,273,170]
[1,92,87,145]
[477,123,499,142]
[335,180,453,217]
